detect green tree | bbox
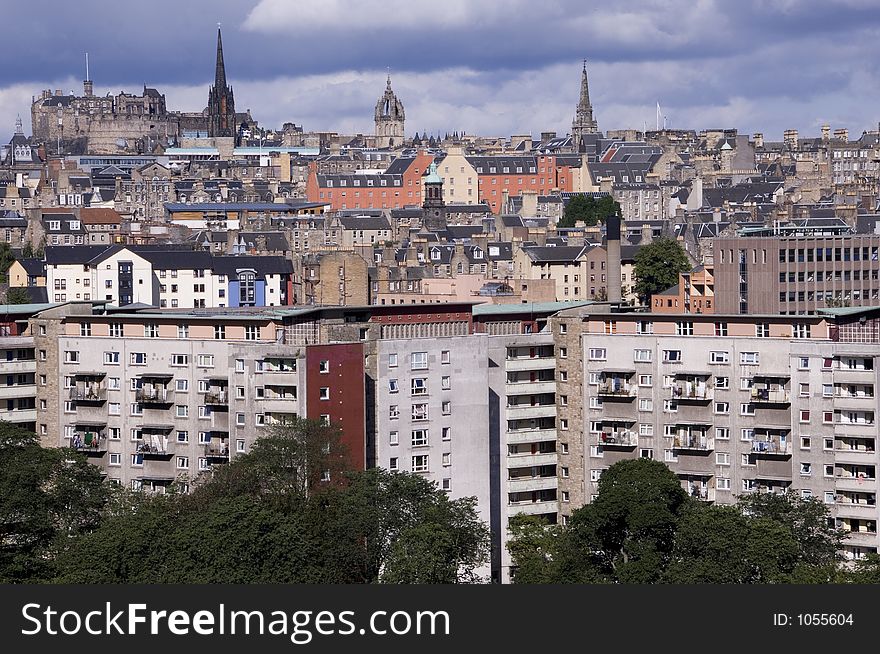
[664,503,801,583]
[736,490,844,569]
[0,422,110,582]
[506,514,563,583]
[5,287,31,304]
[633,237,691,304]
[21,242,34,259]
[558,194,621,228]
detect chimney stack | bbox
[834,128,849,142]
[606,214,622,304]
[821,124,830,141]
[752,132,764,149]
[783,129,798,150]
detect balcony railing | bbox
[204,444,230,459]
[204,390,228,405]
[69,387,106,403]
[598,430,638,447]
[674,436,713,451]
[597,382,637,399]
[135,388,172,405]
[751,440,792,456]
[672,385,713,402]
[750,388,790,404]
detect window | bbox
[798,357,810,370]
[800,410,810,423]
[441,376,451,390]
[799,383,810,397]
[441,350,450,364]
[236,439,245,453]
[824,491,835,505]
[412,455,429,472]
[103,351,120,365]
[823,411,834,424]
[715,376,729,390]
[740,352,759,365]
[176,431,189,443]
[664,400,678,412]
[130,352,146,365]
[638,374,652,386]
[319,387,330,400]
[64,351,80,364]
[715,427,729,440]
[589,348,607,360]
[109,402,120,415]
[389,431,399,446]
[663,350,682,363]
[639,423,654,436]
[442,401,451,415]
[177,324,189,339]
[442,453,451,467]
[411,378,427,396]
[131,453,144,467]
[144,324,159,338]
[389,405,399,420]
[411,352,428,370]
[639,398,653,411]
[412,403,429,421]
[197,354,214,368]
[171,354,188,366]
[822,384,833,398]
[714,402,729,414]
[319,360,330,374]
[664,450,678,463]
[824,464,835,478]
[714,322,728,336]
[389,457,399,472]
[755,323,770,338]
[740,403,756,416]
[236,413,246,426]
[559,323,568,335]
[245,325,259,341]
[80,322,92,336]
[560,347,568,359]
[676,321,693,336]
[109,453,121,466]
[800,463,812,476]
[176,405,188,417]
[198,458,209,471]
[388,353,398,368]
[634,349,652,362]
[716,452,730,465]
[709,351,729,364]
[637,321,653,335]
[235,359,245,373]
[389,379,399,394]
[176,457,189,470]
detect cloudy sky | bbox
[4,0,880,144]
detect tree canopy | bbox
[54,419,489,584]
[4,287,31,304]
[633,237,691,304]
[558,194,621,228]
[508,459,849,584]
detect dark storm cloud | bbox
[3,1,880,140]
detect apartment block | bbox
[553,306,880,561]
[0,305,42,430]
[713,233,880,314]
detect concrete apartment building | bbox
[713,231,880,314]
[552,306,880,561]
[34,304,366,491]
[0,304,44,430]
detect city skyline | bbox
[4,1,880,142]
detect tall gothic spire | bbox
[215,28,227,91]
[572,59,598,144]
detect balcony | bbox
[506,381,557,396]
[71,432,106,457]
[507,404,556,420]
[135,388,173,407]
[835,445,876,465]
[673,435,714,452]
[136,442,173,460]
[0,384,36,400]
[507,500,558,516]
[841,529,878,547]
[507,453,557,468]
[203,389,229,407]
[204,444,230,461]
[506,357,554,372]
[684,485,715,502]
[1,360,36,374]
[506,428,557,444]
[671,383,713,403]
[69,387,106,405]
[835,500,877,520]
[598,430,637,448]
[836,474,878,492]
[750,388,790,405]
[508,477,557,493]
[597,381,637,401]
[751,439,792,457]
[834,368,876,383]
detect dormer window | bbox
[48,221,60,231]
[473,248,483,259]
[70,220,80,230]
[431,250,440,261]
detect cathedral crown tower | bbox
[374,74,405,148]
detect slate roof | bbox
[337,215,392,231]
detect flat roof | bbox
[473,300,593,317]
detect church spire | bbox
[571,59,598,145]
[215,27,227,91]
